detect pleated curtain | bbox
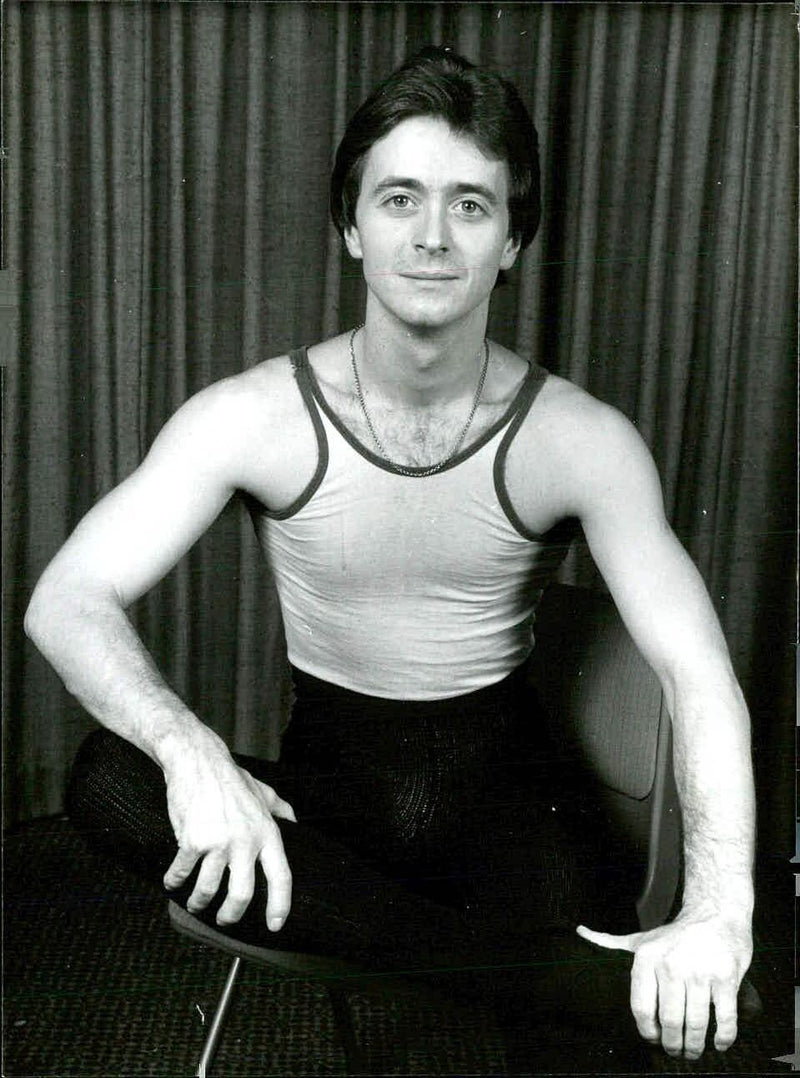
[4,2,796,849]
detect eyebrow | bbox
[370,177,501,207]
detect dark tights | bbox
[66,664,647,1069]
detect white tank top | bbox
[250,347,577,700]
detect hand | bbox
[162,735,296,931]
[576,914,752,1060]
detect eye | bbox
[384,194,413,211]
[457,199,486,217]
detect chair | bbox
[168,583,683,1076]
[527,583,682,930]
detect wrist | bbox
[153,713,229,776]
[678,883,754,930]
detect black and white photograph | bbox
[3,2,796,1075]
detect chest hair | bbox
[336,392,511,468]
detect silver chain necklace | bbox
[348,325,490,478]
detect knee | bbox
[65,727,162,825]
[70,726,119,773]
[65,726,176,875]
[67,728,122,807]
[66,728,113,818]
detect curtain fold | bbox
[5,2,796,848]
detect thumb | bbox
[576,924,641,952]
[256,781,298,823]
[270,795,298,823]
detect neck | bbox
[358,302,490,407]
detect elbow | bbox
[25,565,122,654]
[23,602,37,643]
[24,576,58,651]
[24,566,84,654]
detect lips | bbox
[400,271,460,280]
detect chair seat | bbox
[168,900,491,1076]
[169,901,363,979]
[168,900,450,1003]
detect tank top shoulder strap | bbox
[289,343,329,434]
[288,345,317,403]
[493,363,551,540]
[286,345,328,439]
[255,346,328,520]
[505,362,549,440]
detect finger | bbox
[711,980,739,1052]
[630,956,661,1044]
[259,834,292,931]
[216,854,256,926]
[657,974,687,1058]
[164,846,201,890]
[270,795,297,824]
[187,851,228,912]
[683,981,711,1060]
[576,925,639,953]
[255,780,297,823]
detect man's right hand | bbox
[161,734,296,930]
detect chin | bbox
[402,307,454,328]
[376,294,478,331]
[375,273,496,329]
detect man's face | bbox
[345,116,521,331]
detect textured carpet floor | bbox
[2,816,794,1076]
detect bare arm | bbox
[25,374,296,929]
[550,397,755,1059]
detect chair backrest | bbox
[528,583,681,931]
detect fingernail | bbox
[268,917,284,932]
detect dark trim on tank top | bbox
[297,344,547,479]
[493,371,571,543]
[251,349,330,521]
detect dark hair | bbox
[330,46,541,251]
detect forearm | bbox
[667,668,756,925]
[24,571,227,772]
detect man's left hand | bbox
[576,915,753,1060]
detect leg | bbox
[65,728,482,972]
[428,734,650,1071]
[66,727,651,1070]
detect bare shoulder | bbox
[532,371,619,427]
[181,354,302,430]
[150,354,308,457]
[529,372,653,473]
[141,352,319,507]
[505,371,662,529]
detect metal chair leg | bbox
[327,985,367,1075]
[196,955,242,1078]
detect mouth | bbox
[399,272,460,281]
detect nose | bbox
[414,201,450,254]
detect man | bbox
[25,47,754,1067]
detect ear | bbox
[499,234,521,271]
[344,225,363,261]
